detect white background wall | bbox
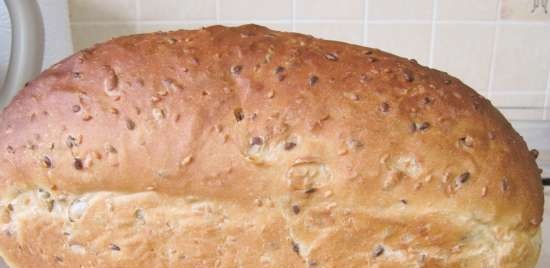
[0,0,73,89]
[0,1,11,88]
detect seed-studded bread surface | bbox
[0,24,543,267]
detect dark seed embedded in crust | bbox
[134,209,145,220]
[46,199,54,212]
[456,172,470,184]
[372,245,384,257]
[41,156,52,168]
[231,65,243,75]
[292,204,300,214]
[125,118,136,130]
[73,158,83,170]
[72,72,81,79]
[411,122,430,132]
[251,137,263,146]
[284,142,296,150]
[417,122,430,131]
[379,102,390,112]
[66,135,77,148]
[421,96,433,105]
[105,144,117,154]
[191,57,199,65]
[309,75,319,86]
[400,199,408,204]
[109,244,121,251]
[291,240,300,255]
[38,188,51,199]
[82,114,93,121]
[6,146,15,154]
[530,149,539,159]
[403,69,414,82]
[275,66,285,74]
[234,108,244,122]
[325,52,338,61]
[72,105,81,113]
[305,188,317,194]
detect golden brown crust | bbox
[0,24,543,267]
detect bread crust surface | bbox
[0,24,543,267]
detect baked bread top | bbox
[0,24,543,267]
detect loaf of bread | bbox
[0,24,543,267]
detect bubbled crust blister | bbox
[0,25,543,267]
